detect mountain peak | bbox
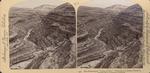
[124,4,143,13]
[34,4,56,9]
[107,4,127,8]
[33,4,56,12]
[106,4,127,12]
[54,3,75,12]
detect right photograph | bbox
[77,0,143,68]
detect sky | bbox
[13,0,136,8]
[13,0,66,8]
[82,0,136,8]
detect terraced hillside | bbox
[77,4,143,68]
[9,3,76,69]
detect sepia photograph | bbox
[77,0,144,68]
[9,0,76,69]
[9,0,144,69]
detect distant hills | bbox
[34,4,56,10]
[106,4,127,12]
[34,4,56,15]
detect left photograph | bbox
[9,0,76,69]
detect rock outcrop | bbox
[10,3,76,69]
[10,3,143,69]
[77,4,143,68]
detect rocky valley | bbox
[9,2,144,69]
[9,3,76,69]
[77,4,143,68]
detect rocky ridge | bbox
[10,3,76,69]
[77,4,143,68]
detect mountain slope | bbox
[77,4,143,68]
[26,3,76,69]
[10,3,76,69]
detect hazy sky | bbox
[82,0,136,8]
[13,0,66,8]
[13,0,136,8]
